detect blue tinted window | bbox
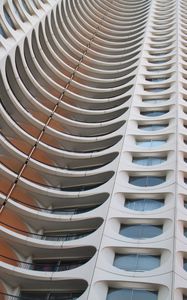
[184,259,187,271]
[138,124,166,131]
[142,98,169,104]
[120,224,162,239]
[114,254,160,272]
[107,288,157,300]
[184,228,187,238]
[141,111,168,117]
[133,157,165,166]
[125,199,164,211]
[129,176,165,187]
[136,140,166,148]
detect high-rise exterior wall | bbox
[0,0,187,299]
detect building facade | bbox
[0,0,187,299]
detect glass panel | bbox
[184,259,187,271]
[133,157,165,166]
[142,99,169,104]
[114,254,160,272]
[129,176,165,187]
[141,111,167,117]
[136,140,166,148]
[125,199,164,211]
[137,254,160,271]
[107,288,157,300]
[138,125,166,131]
[120,224,162,239]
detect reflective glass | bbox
[138,124,166,131]
[146,78,168,82]
[114,254,160,271]
[120,224,162,239]
[136,140,166,148]
[142,99,169,104]
[107,288,157,300]
[141,111,168,117]
[129,176,165,187]
[133,157,165,166]
[125,199,164,211]
[184,259,187,271]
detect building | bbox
[0,0,187,299]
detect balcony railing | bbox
[0,291,82,299]
[0,221,95,241]
[5,198,98,215]
[0,254,89,271]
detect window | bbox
[129,176,165,187]
[184,227,187,238]
[138,124,166,131]
[114,254,160,271]
[120,224,163,239]
[146,78,168,82]
[132,157,166,166]
[147,68,170,72]
[144,88,168,93]
[107,288,157,300]
[136,139,166,148]
[141,111,168,117]
[184,259,187,271]
[125,198,164,211]
[148,59,169,64]
[142,98,169,104]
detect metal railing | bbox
[0,221,95,241]
[0,254,89,271]
[5,198,97,215]
[0,291,82,299]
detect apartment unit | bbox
[0,0,187,299]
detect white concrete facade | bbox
[0,0,187,300]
